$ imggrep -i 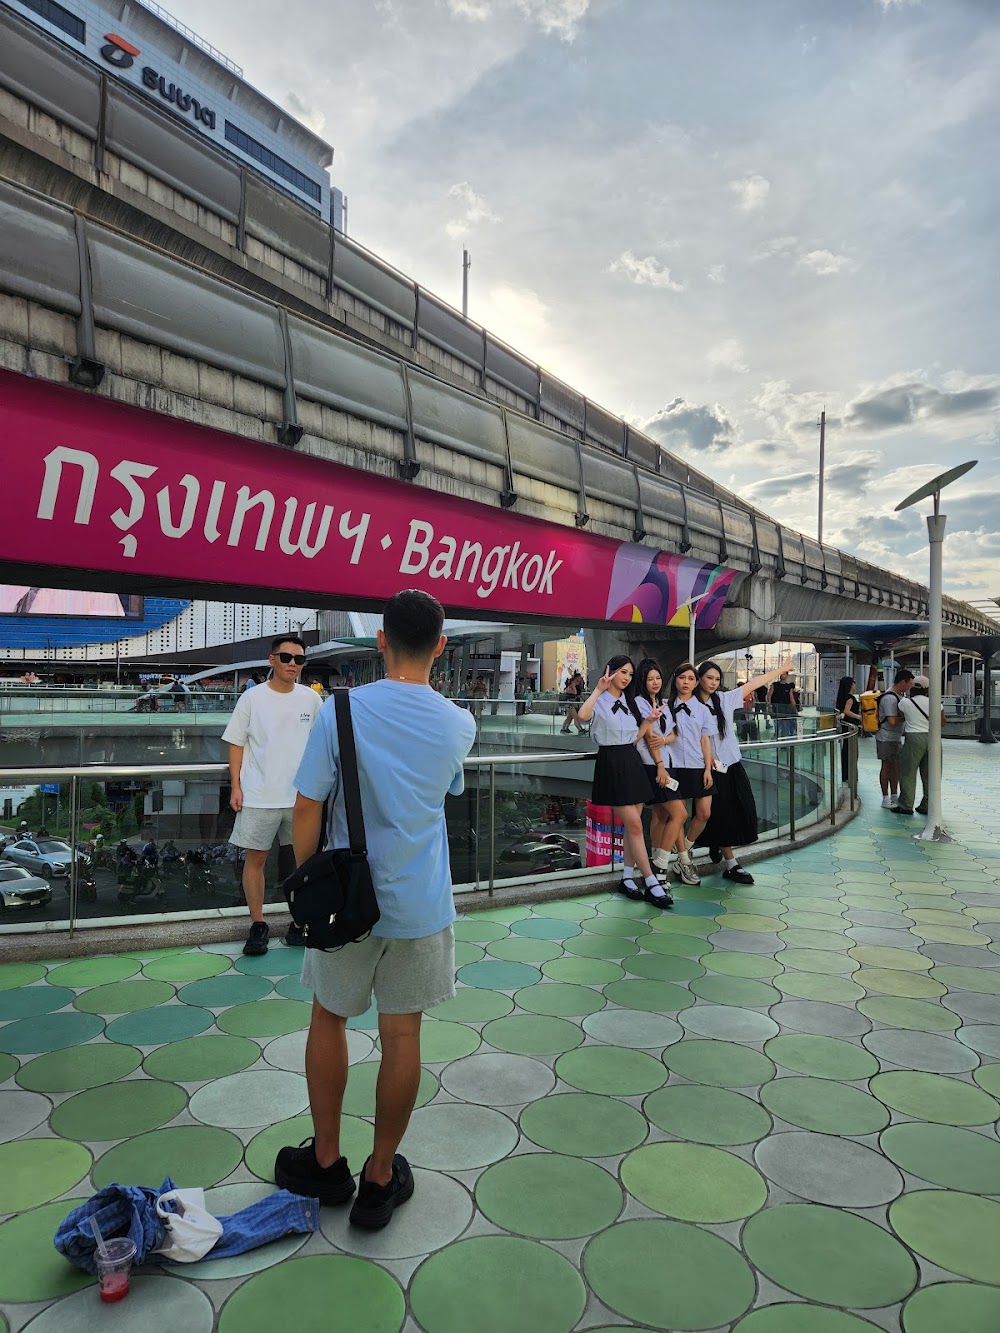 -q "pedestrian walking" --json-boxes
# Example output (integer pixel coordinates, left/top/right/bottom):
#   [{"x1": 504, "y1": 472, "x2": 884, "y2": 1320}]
[{"x1": 767, "y1": 671, "x2": 800, "y2": 740}]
